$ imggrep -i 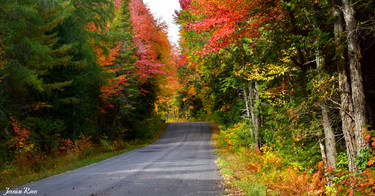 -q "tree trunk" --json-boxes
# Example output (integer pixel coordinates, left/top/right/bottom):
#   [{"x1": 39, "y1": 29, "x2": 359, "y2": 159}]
[
  {"x1": 342, "y1": 0, "x2": 368, "y2": 154},
  {"x1": 321, "y1": 105, "x2": 337, "y2": 169},
  {"x1": 253, "y1": 82, "x2": 260, "y2": 150},
  {"x1": 166, "y1": 106, "x2": 169, "y2": 121},
  {"x1": 176, "y1": 106, "x2": 179, "y2": 120},
  {"x1": 333, "y1": 5, "x2": 358, "y2": 172},
  {"x1": 319, "y1": 138, "x2": 328, "y2": 175},
  {"x1": 243, "y1": 84, "x2": 255, "y2": 142},
  {"x1": 249, "y1": 81, "x2": 259, "y2": 150},
  {"x1": 315, "y1": 46, "x2": 337, "y2": 170},
  {"x1": 172, "y1": 106, "x2": 175, "y2": 121}
]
